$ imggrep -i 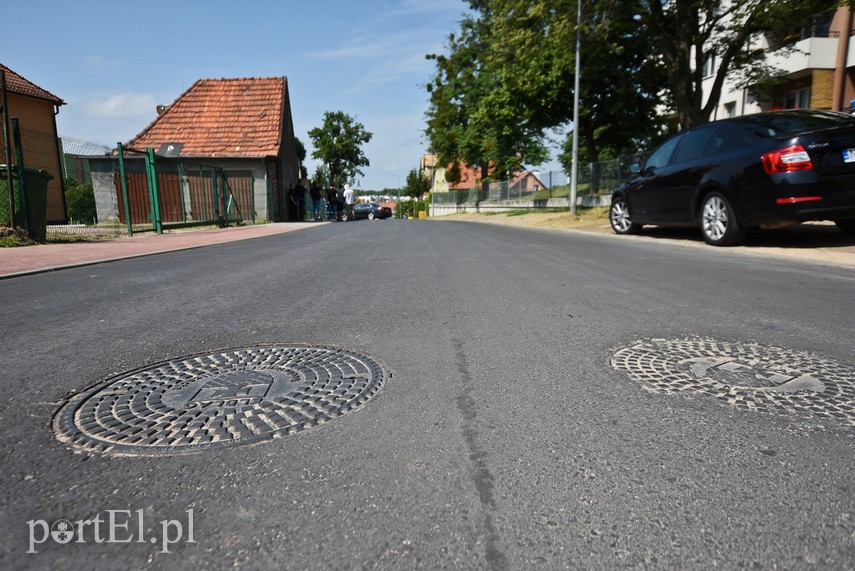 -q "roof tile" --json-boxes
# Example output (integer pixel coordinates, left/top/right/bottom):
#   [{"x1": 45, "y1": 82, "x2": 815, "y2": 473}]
[
  {"x1": 127, "y1": 77, "x2": 286, "y2": 158},
  {"x1": 0, "y1": 63, "x2": 65, "y2": 105}
]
